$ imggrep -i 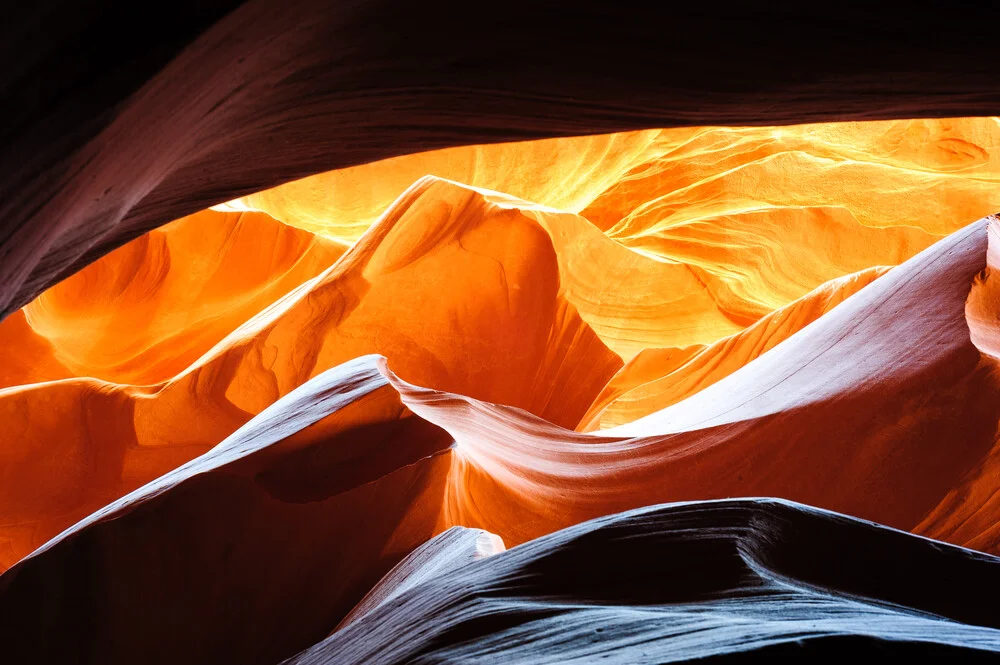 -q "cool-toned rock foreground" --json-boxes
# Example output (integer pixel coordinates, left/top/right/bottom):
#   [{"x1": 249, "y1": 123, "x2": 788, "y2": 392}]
[
  {"x1": 292, "y1": 500, "x2": 1000, "y2": 664},
  {"x1": 3, "y1": 347, "x2": 1000, "y2": 663}
]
